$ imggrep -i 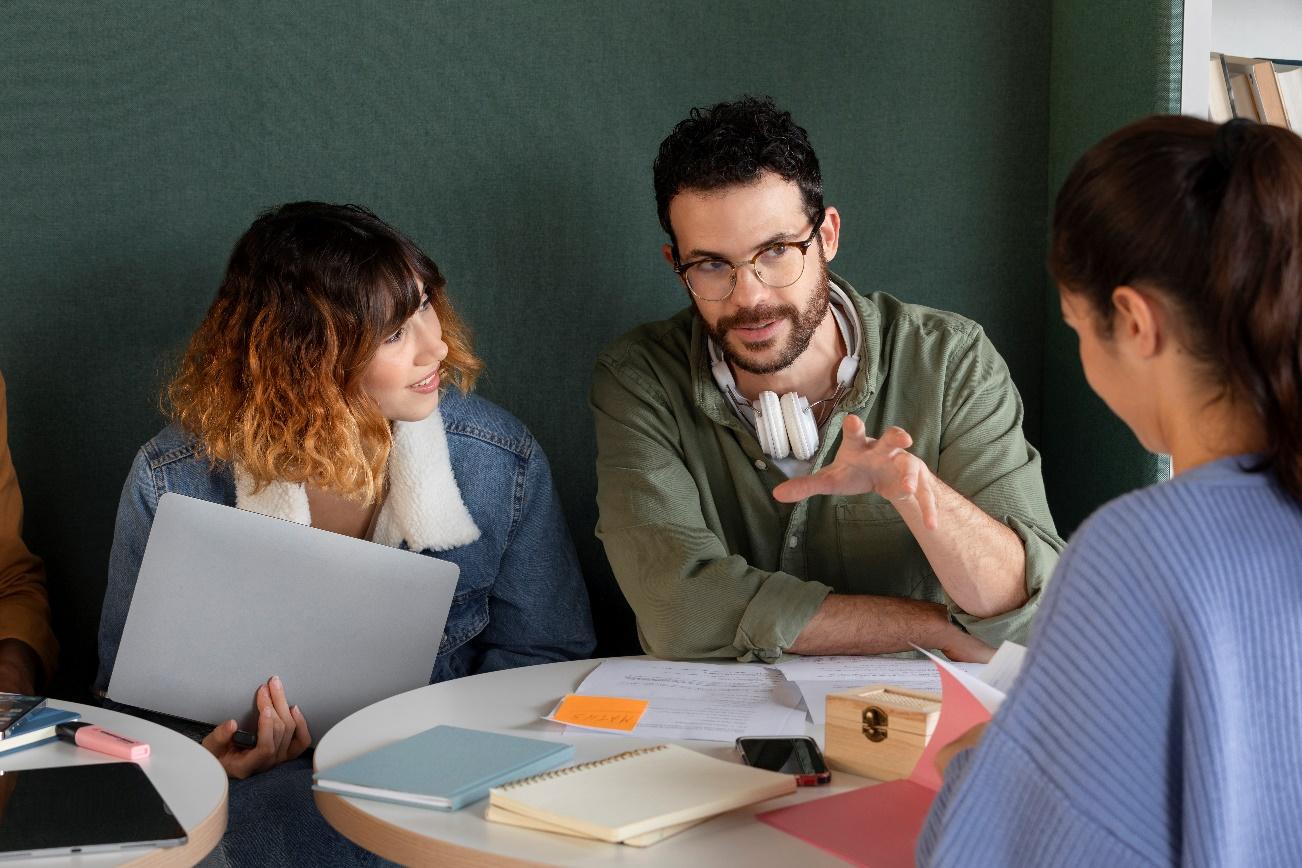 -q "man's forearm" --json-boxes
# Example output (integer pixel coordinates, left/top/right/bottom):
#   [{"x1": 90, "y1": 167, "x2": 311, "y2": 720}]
[
  {"x1": 895, "y1": 477, "x2": 1028, "y2": 618},
  {"x1": 789, "y1": 593, "x2": 990, "y2": 660}
]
